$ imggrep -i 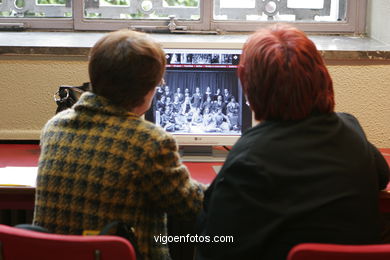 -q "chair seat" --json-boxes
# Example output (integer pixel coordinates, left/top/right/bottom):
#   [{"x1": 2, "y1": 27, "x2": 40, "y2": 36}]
[
  {"x1": 288, "y1": 243, "x2": 390, "y2": 260},
  {"x1": 0, "y1": 224, "x2": 136, "y2": 260}
]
